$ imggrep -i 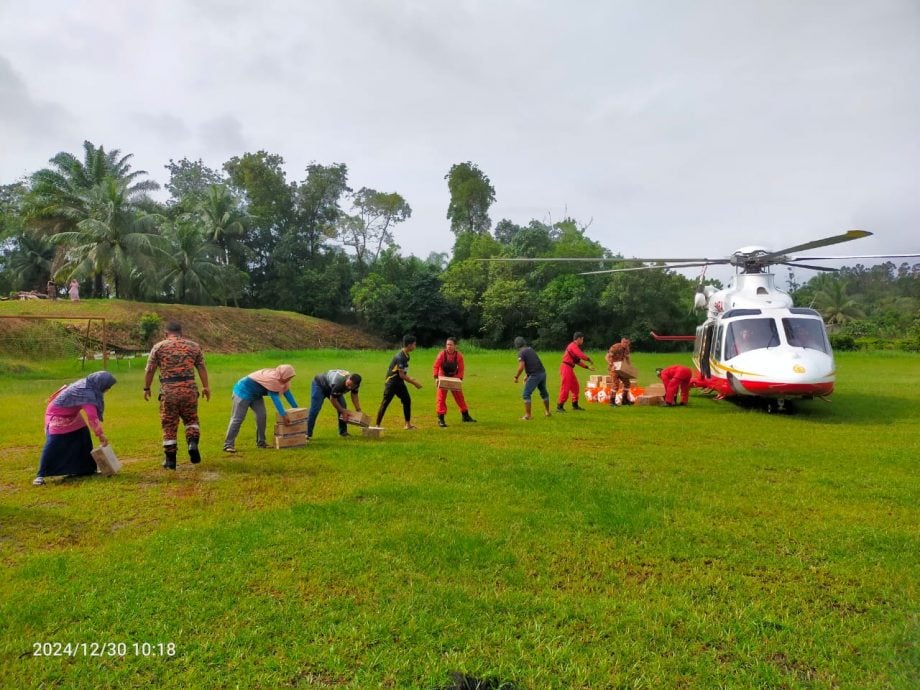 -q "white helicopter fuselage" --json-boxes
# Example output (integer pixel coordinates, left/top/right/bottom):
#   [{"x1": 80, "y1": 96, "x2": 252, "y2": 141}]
[{"x1": 691, "y1": 272, "x2": 836, "y2": 399}]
